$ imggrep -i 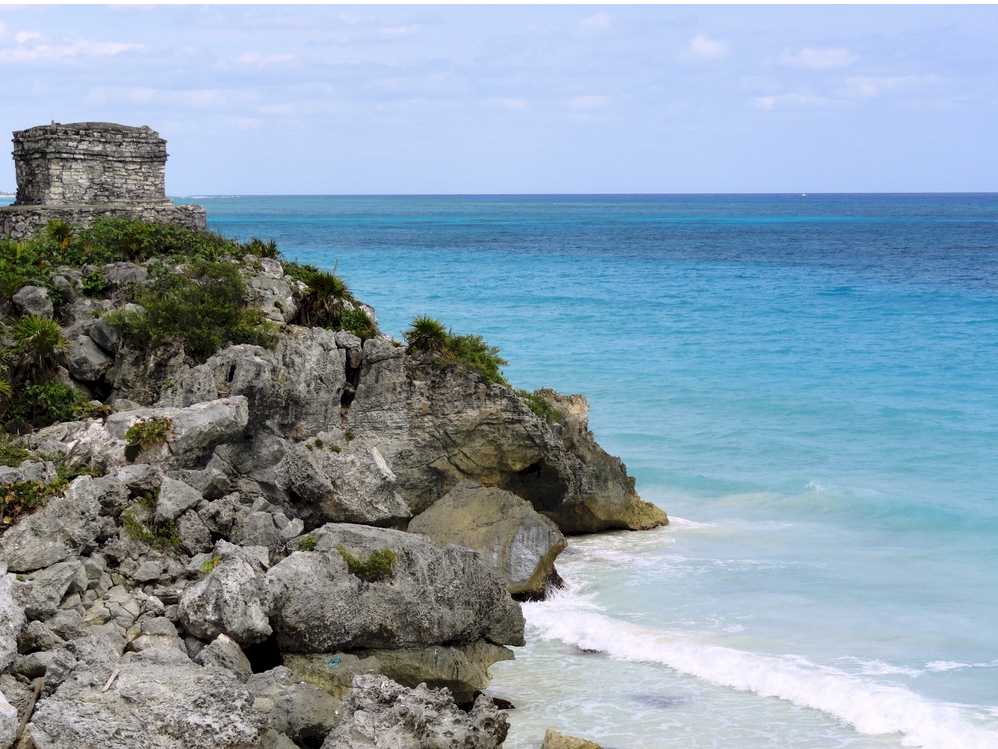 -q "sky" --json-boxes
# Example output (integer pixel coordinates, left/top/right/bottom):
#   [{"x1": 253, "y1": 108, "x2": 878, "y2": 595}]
[{"x1": 0, "y1": 5, "x2": 996, "y2": 194}]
